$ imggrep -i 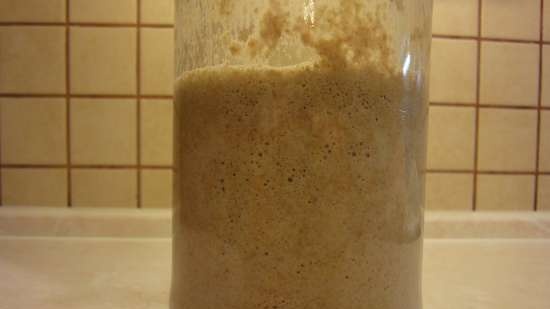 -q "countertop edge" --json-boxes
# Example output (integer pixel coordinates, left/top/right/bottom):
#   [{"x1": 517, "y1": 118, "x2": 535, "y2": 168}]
[{"x1": 1, "y1": 207, "x2": 550, "y2": 238}]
